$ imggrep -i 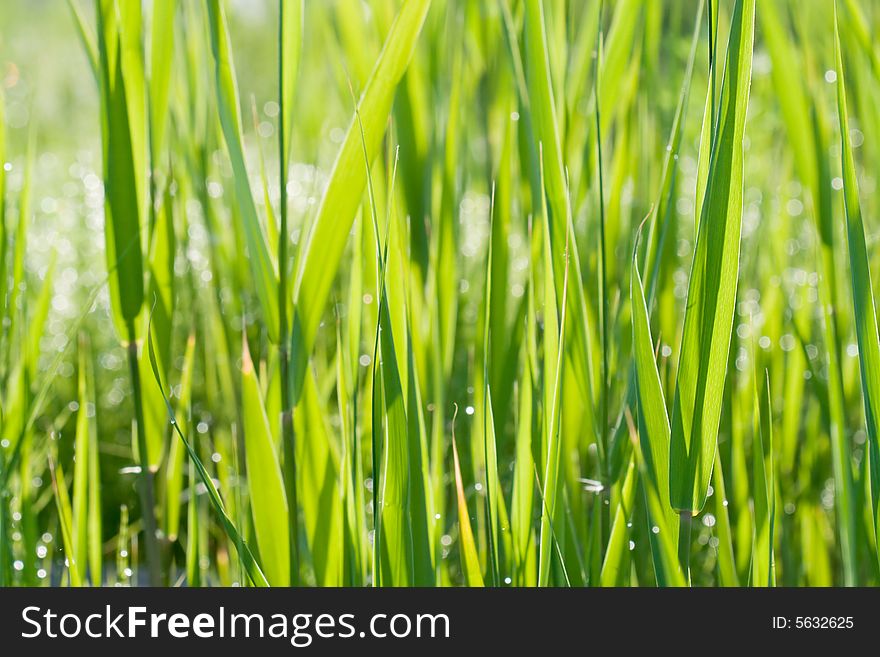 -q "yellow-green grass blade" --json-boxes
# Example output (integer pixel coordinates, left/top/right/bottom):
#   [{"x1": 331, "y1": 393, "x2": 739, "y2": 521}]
[
  {"x1": 4, "y1": 128, "x2": 34, "y2": 371},
  {"x1": 115, "y1": 505, "x2": 130, "y2": 586},
  {"x1": 841, "y1": 0, "x2": 880, "y2": 79},
  {"x1": 488, "y1": 115, "x2": 524, "y2": 438},
  {"x1": 759, "y1": 0, "x2": 816, "y2": 196},
  {"x1": 711, "y1": 450, "x2": 738, "y2": 586},
  {"x1": 631, "y1": 436, "x2": 686, "y2": 588},
  {"x1": 49, "y1": 455, "x2": 83, "y2": 587},
  {"x1": 140, "y1": 190, "x2": 177, "y2": 470},
  {"x1": 164, "y1": 333, "x2": 196, "y2": 542},
  {"x1": 276, "y1": 2, "x2": 302, "y2": 500},
  {"x1": 510, "y1": 351, "x2": 536, "y2": 586},
  {"x1": 146, "y1": 130, "x2": 177, "y2": 365},
  {"x1": 376, "y1": 287, "x2": 414, "y2": 587},
  {"x1": 404, "y1": 313, "x2": 435, "y2": 586},
  {"x1": 630, "y1": 223, "x2": 683, "y2": 585},
  {"x1": 481, "y1": 187, "x2": 504, "y2": 586},
  {"x1": 336, "y1": 317, "x2": 365, "y2": 586},
  {"x1": 751, "y1": 370, "x2": 775, "y2": 587},
  {"x1": 483, "y1": 385, "x2": 503, "y2": 585},
  {"x1": 96, "y1": 1, "x2": 145, "y2": 336},
  {"x1": 86, "y1": 347, "x2": 102, "y2": 585},
  {"x1": 452, "y1": 433, "x2": 484, "y2": 587},
  {"x1": 241, "y1": 336, "x2": 290, "y2": 586},
  {"x1": 669, "y1": 0, "x2": 755, "y2": 514},
  {"x1": 72, "y1": 335, "x2": 92, "y2": 583},
  {"x1": 834, "y1": 4, "x2": 880, "y2": 565},
  {"x1": 206, "y1": 0, "x2": 279, "y2": 343},
  {"x1": 693, "y1": 79, "x2": 713, "y2": 236},
  {"x1": 293, "y1": 370, "x2": 344, "y2": 586},
  {"x1": 66, "y1": 0, "x2": 98, "y2": 83},
  {"x1": 597, "y1": 0, "x2": 642, "y2": 136},
  {"x1": 26, "y1": 254, "x2": 56, "y2": 382},
  {"x1": 149, "y1": 0, "x2": 176, "y2": 162},
  {"x1": 292, "y1": 0, "x2": 431, "y2": 395},
  {"x1": 537, "y1": 151, "x2": 568, "y2": 587},
  {"x1": 115, "y1": 0, "x2": 147, "y2": 218}
]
